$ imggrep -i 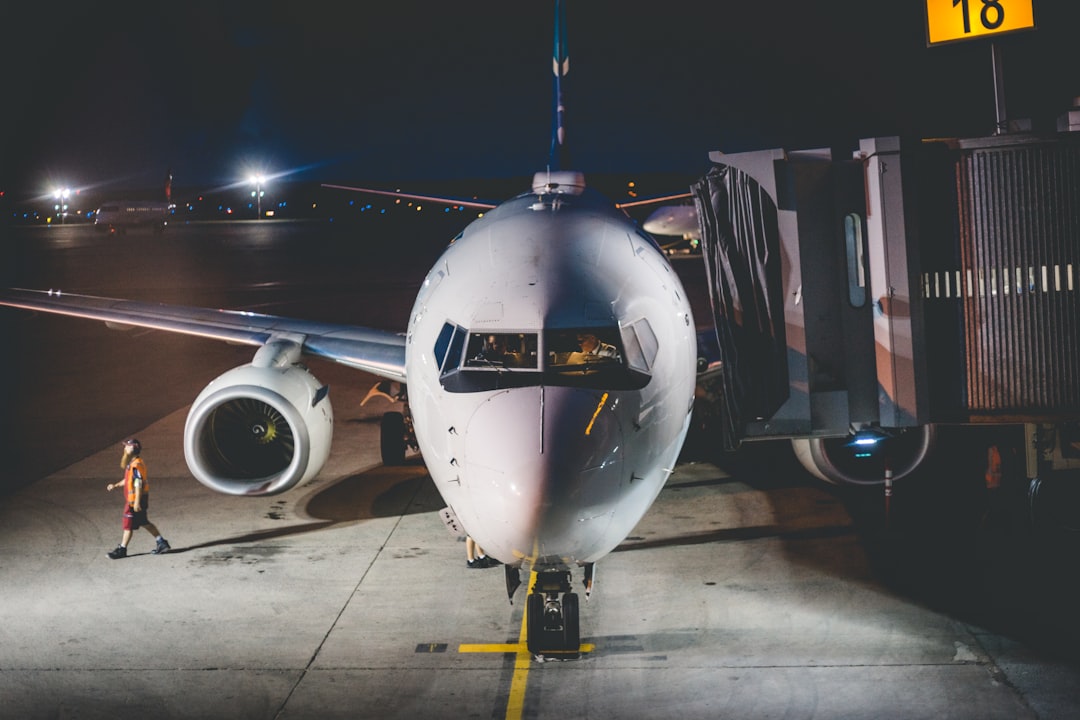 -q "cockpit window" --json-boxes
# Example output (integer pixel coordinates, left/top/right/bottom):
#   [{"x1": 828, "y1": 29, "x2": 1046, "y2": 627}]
[
  {"x1": 545, "y1": 328, "x2": 622, "y2": 368},
  {"x1": 434, "y1": 323, "x2": 455, "y2": 369},
  {"x1": 434, "y1": 322, "x2": 467, "y2": 373},
  {"x1": 542, "y1": 327, "x2": 647, "y2": 389},
  {"x1": 464, "y1": 332, "x2": 539, "y2": 369},
  {"x1": 619, "y1": 318, "x2": 658, "y2": 373},
  {"x1": 438, "y1": 323, "x2": 649, "y2": 393}
]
